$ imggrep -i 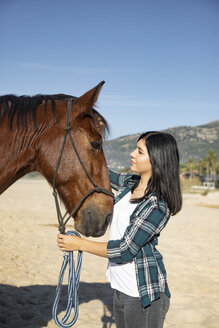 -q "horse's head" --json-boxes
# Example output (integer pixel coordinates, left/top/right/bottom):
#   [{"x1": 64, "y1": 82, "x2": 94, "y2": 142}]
[{"x1": 36, "y1": 82, "x2": 113, "y2": 237}]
